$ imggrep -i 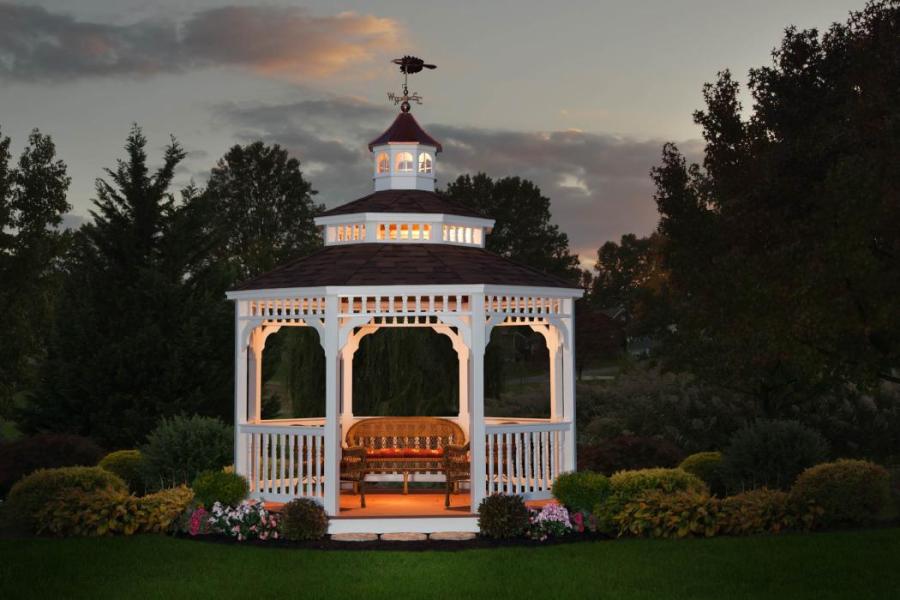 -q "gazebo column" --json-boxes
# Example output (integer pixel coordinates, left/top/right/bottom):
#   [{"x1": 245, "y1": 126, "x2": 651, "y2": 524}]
[
  {"x1": 247, "y1": 329, "x2": 264, "y2": 423},
  {"x1": 469, "y1": 294, "x2": 487, "y2": 508},
  {"x1": 548, "y1": 330, "x2": 563, "y2": 422},
  {"x1": 322, "y1": 296, "x2": 341, "y2": 516},
  {"x1": 561, "y1": 299, "x2": 577, "y2": 472},
  {"x1": 340, "y1": 345, "x2": 355, "y2": 434},
  {"x1": 457, "y1": 347, "x2": 470, "y2": 438},
  {"x1": 234, "y1": 302, "x2": 250, "y2": 477}
]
